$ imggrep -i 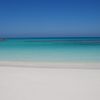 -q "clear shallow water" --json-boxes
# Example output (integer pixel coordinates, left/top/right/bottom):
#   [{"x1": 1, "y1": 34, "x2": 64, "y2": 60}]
[{"x1": 0, "y1": 37, "x2": 100, "y2": 62}]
